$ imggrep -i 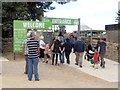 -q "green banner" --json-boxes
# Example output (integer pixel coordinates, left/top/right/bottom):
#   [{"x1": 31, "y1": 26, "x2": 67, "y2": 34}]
[
  {"x1": 42, "y1": 17, "x2": 79, "y2": 25},
  {"x1": 14, "y1": 20, "x2": 52, "y2": 29},
  {"x1": 13, "y1": 20, "x2": 52, "y2": 53}
]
